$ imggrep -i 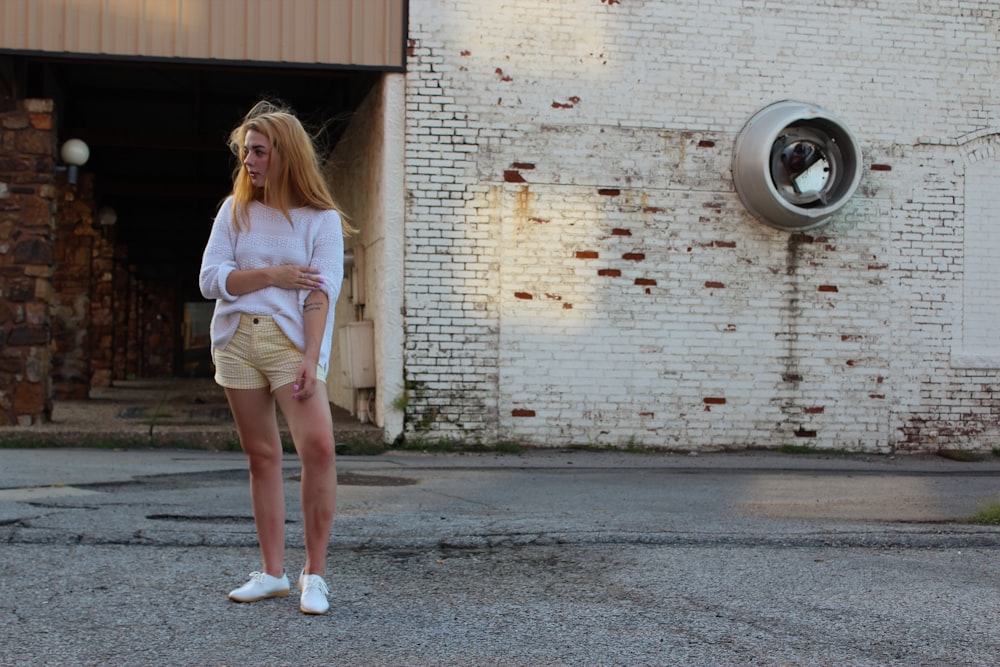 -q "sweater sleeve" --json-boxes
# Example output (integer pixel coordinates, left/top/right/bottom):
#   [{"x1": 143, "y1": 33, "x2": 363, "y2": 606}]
[
  {"x1": 303, "y1": 209, "x2": 345, "y2": 308},
  {"x1": 199, "y1": 199, "x2": 239, "y2": 302}
]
